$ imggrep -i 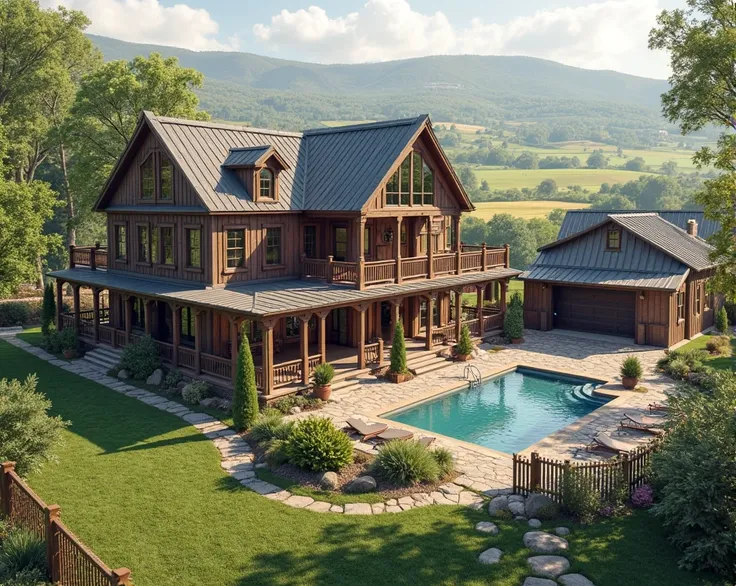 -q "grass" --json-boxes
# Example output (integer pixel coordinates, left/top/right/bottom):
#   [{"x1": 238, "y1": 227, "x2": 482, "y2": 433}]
[
  {"x1": 0, "y1": 339, "x2": 726, "y2": 586},
  {"x1": 463, "y1": 279, "x2": 524, "y2": 307},
  {"x1": 677, "y1": 333, "x2": 736, "y2": 371},
  {"x1": 472, "y1": 167, "x2": 655, "y2": 192},
  {"x1": 256, "y1": 469, "x2": 386, "y2": 506},
  {"x1": 470, "y1": 200, "x2": 589, "y2": 221}
]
